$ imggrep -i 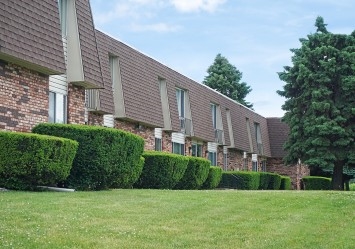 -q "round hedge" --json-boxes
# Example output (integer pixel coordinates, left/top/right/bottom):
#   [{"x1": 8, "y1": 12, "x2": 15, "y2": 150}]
[
  {"x1": 201, "y1": 166, "x2": 222, "y2": 189},
  {"x1": 175, "y1": 156, "x2": 210, "y2": 190},
  {"x1": 135, "y1": 151, "x2": 189, "y2": 189},
  {"x1": 32, "y1": 123, "x2": 144, "y2": 190},
  {"x1": 0, "y1": 131, "x2": 78, "y2": 190},
  {"x1": 280, "y1": 176, "x2": 292, "y2": 190}
]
